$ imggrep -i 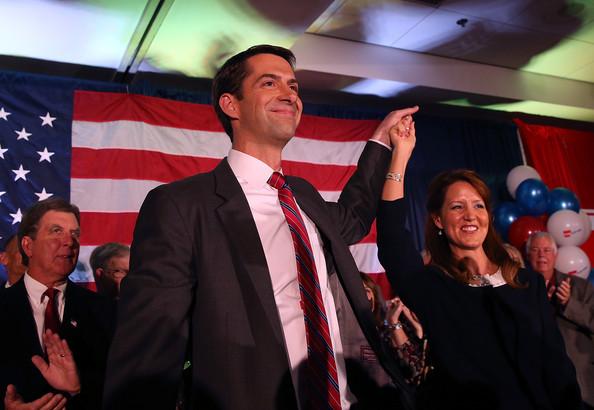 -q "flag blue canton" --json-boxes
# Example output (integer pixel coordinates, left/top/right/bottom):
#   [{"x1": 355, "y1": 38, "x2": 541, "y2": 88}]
[{"x1": 0, "y1": 76, "x2": 73, "y2": 249}]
